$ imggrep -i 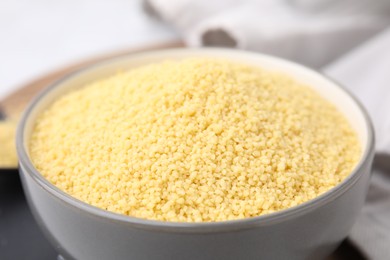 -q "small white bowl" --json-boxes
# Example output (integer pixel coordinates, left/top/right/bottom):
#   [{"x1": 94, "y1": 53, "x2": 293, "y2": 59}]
[{"x1": 17, "y1": 48, "x2": 374, "y2": 260}]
